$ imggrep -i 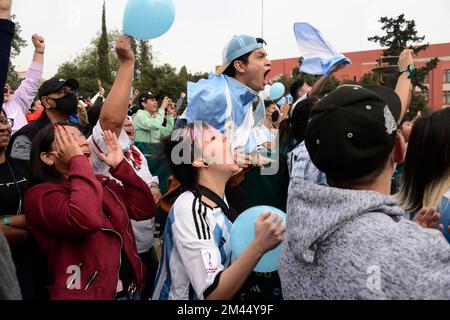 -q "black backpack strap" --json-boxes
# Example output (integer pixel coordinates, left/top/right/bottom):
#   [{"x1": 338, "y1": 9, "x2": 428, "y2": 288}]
[{"x1": 196, "y1": 186, "x2": 239, "y2": 222}]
